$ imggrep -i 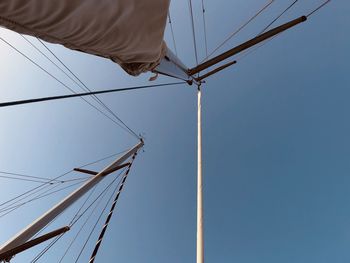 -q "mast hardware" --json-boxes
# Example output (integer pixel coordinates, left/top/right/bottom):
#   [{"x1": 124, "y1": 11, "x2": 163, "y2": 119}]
[
  {"x1": 0, "y1": 141, "x2": 143, "y2": 257},
  {"x1": 0, "y1": 226, "x2": 70, "y2": 262},
  {"x1": 188, "y1": 15, "x2": 307, "y2": 76},
  {"x1": 195, "y1": 61, "x2": 237, "y2": 82}
]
